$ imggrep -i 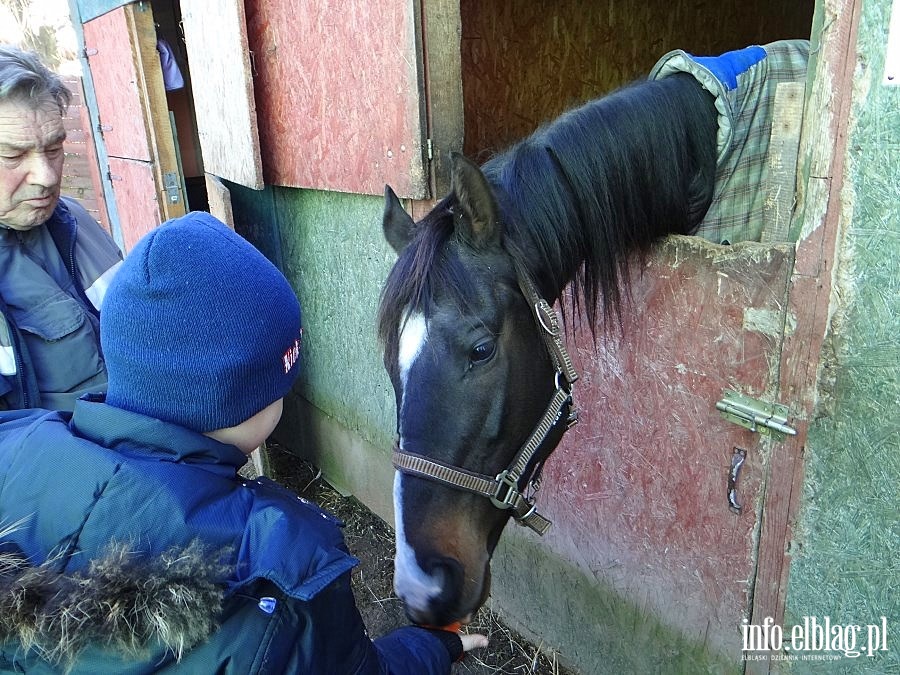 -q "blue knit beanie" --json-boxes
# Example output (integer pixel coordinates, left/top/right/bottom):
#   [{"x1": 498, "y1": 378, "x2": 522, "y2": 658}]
[{"x1": 101, "y1": 212, "x2": 302, "y2": 433}]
